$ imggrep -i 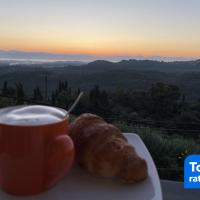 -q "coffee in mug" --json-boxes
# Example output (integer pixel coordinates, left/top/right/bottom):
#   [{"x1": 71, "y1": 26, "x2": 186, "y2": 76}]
[{"x1": 0, "y1": 105, "x2": 74, "y2": 195}]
